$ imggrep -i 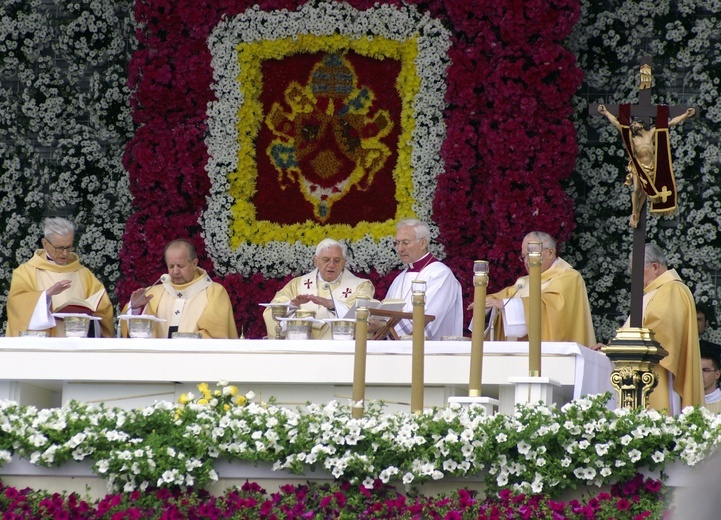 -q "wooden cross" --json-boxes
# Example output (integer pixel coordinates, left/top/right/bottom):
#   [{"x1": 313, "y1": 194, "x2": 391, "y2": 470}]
[{"x1": 588, "y1": 56, "x2": 697, "y2": 328}]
